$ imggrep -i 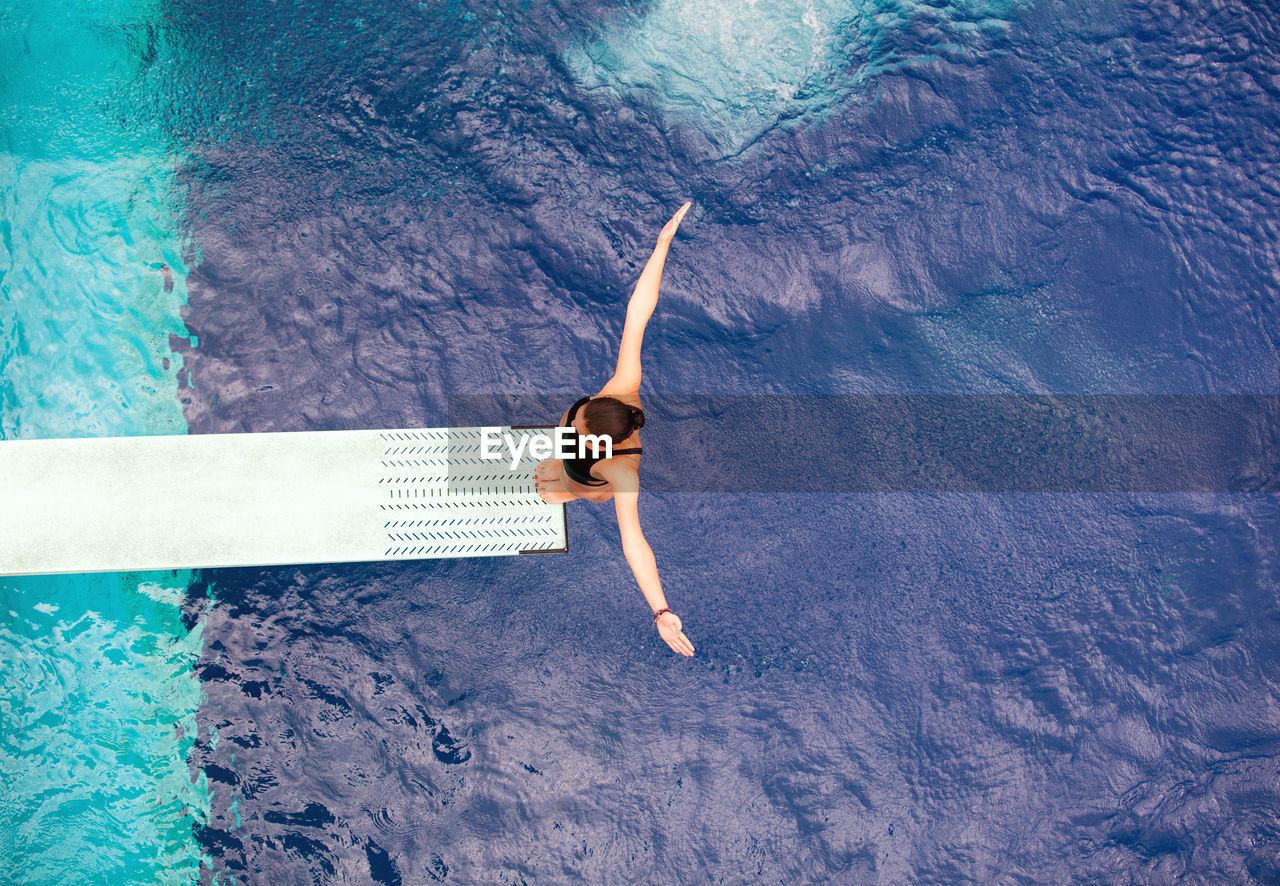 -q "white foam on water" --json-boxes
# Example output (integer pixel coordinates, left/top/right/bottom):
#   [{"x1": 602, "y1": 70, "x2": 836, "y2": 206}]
[
  {"x1": 564, "y1": 0, "x2": 1019, "y2": 156},
  {"x1": 565, "y1": 0, "x2": 872, "y2": 155}
]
